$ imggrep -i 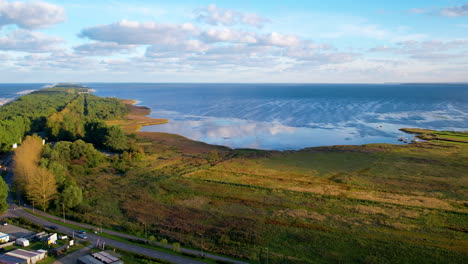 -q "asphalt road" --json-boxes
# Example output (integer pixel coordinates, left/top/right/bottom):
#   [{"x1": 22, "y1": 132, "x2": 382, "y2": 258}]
[
  {"x1": 2, "y1": 153, "x2": 249, "y2": 264},
  {"x1": 28, "y1": 208, "x2": 249, "y2": 264},
  {"x1": 9, "y1": 206, "x2": 207, "y2": 264}
]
